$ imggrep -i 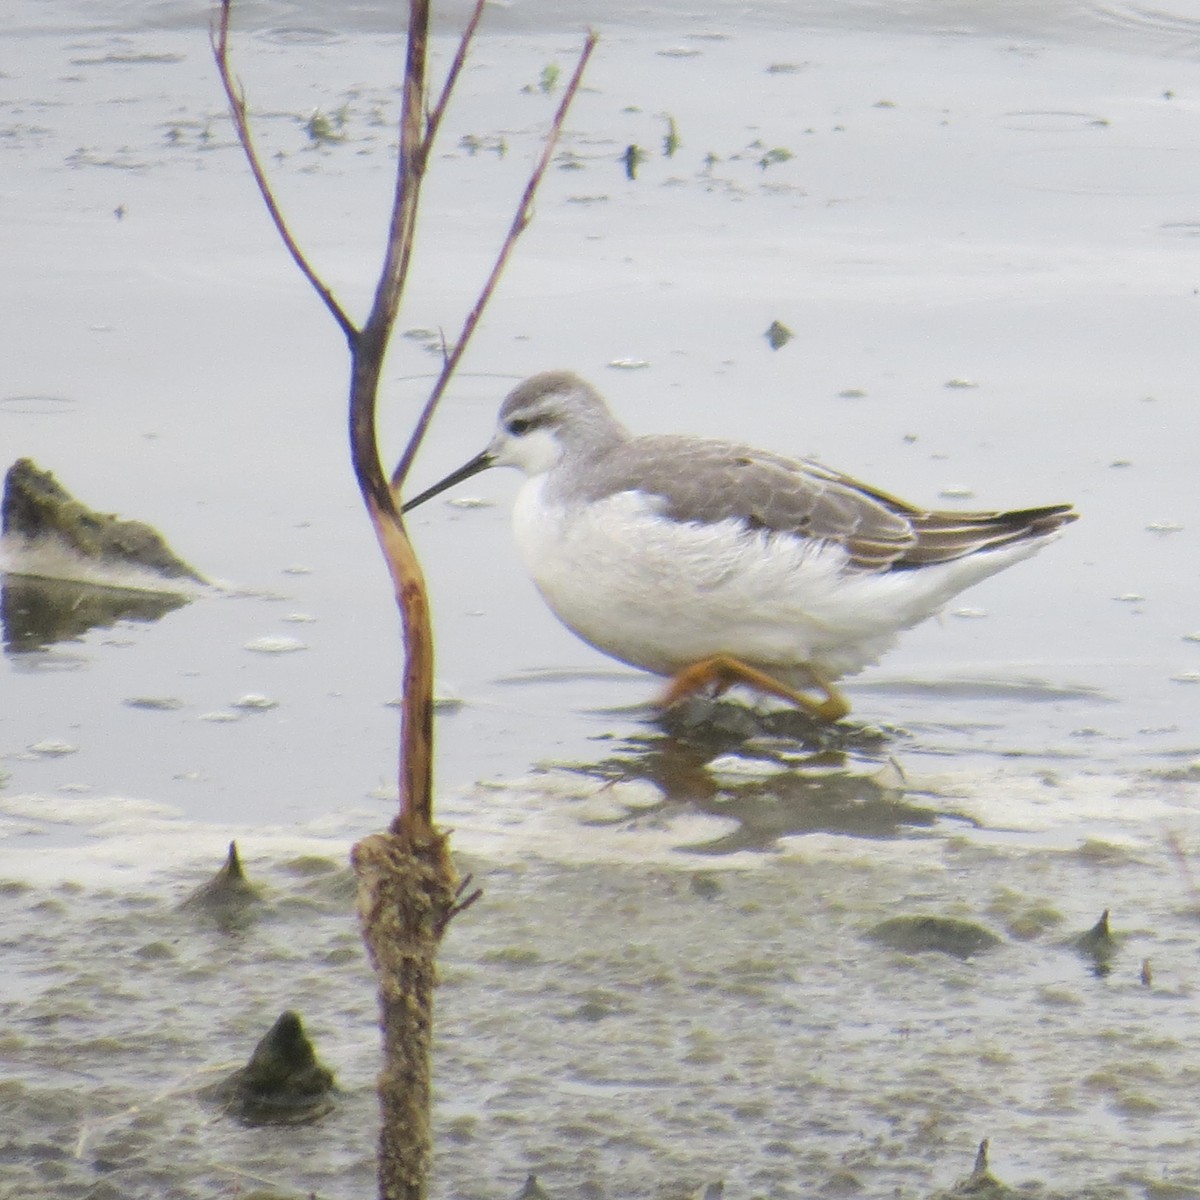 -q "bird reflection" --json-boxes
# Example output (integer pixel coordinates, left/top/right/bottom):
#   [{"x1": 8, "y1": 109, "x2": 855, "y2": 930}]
[{"x1": 570, "y1": 697, "x2": 962, "y2": 854}]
